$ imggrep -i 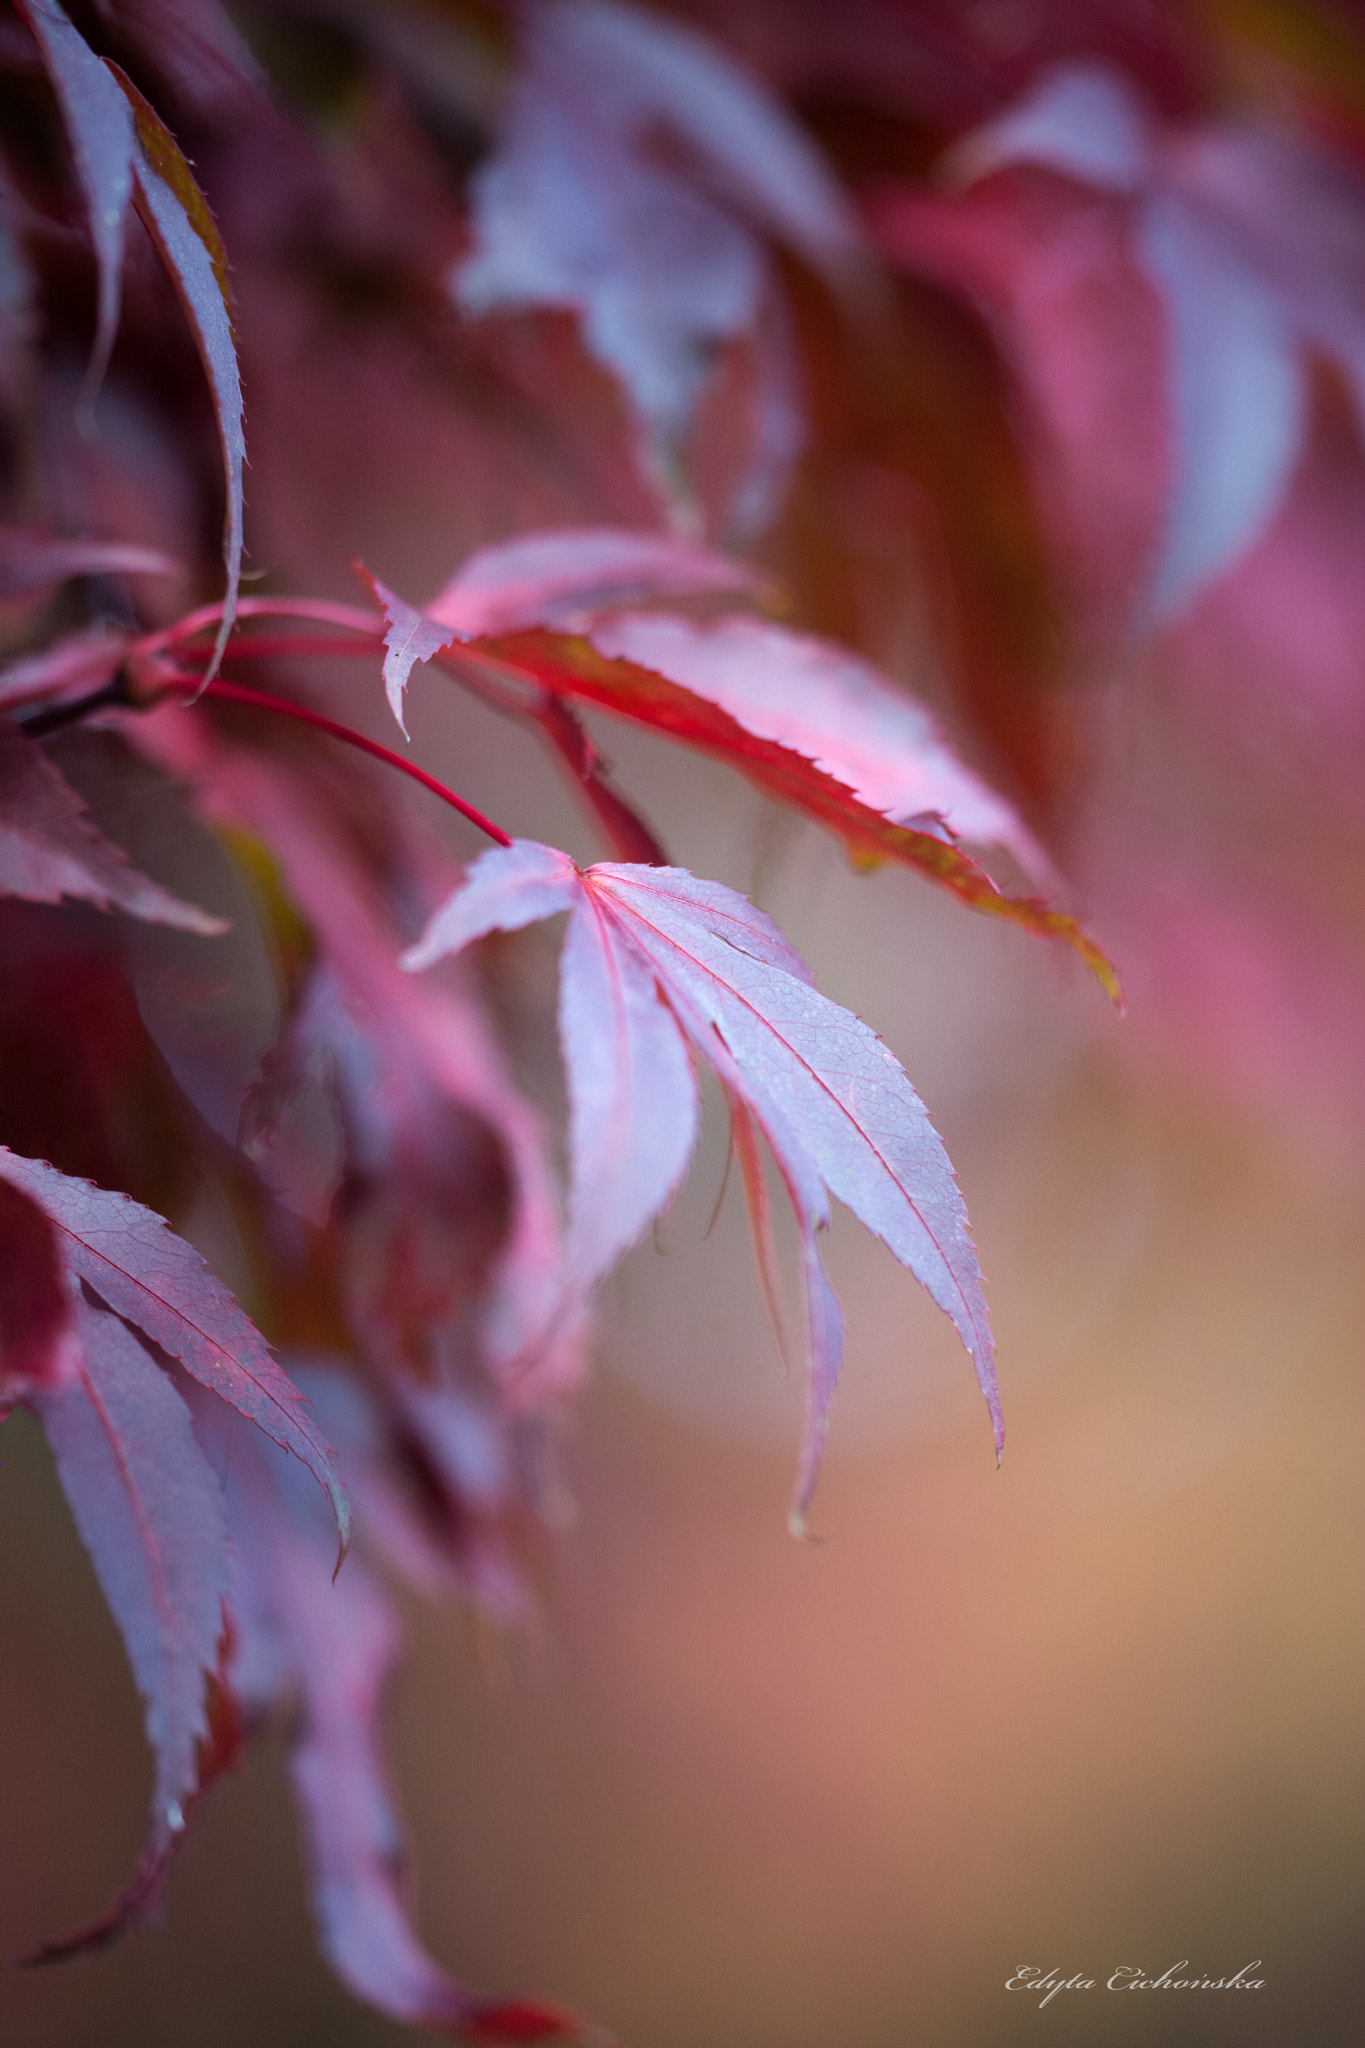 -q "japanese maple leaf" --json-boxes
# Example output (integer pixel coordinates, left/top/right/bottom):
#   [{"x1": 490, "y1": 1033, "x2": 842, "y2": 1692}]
[
  {"x1": 404, "y1": 841, "x2": 999, "y2": 1530},
  {"x1": 361, "y1": 536, "x2": 1117, "y2": 995},
  {"x1": 0, "y1": 1148, "x2": 346, "y2": 1538},
  {"x1": 16, "y1": 0, "x2": 243, "y2": 673},
  {"x1": 0, "y1": 1145, "x2": 347, "y2": 1952},
  {"x1": 23, "y1": 1294, "x2": 232, "y2": 1956}
]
